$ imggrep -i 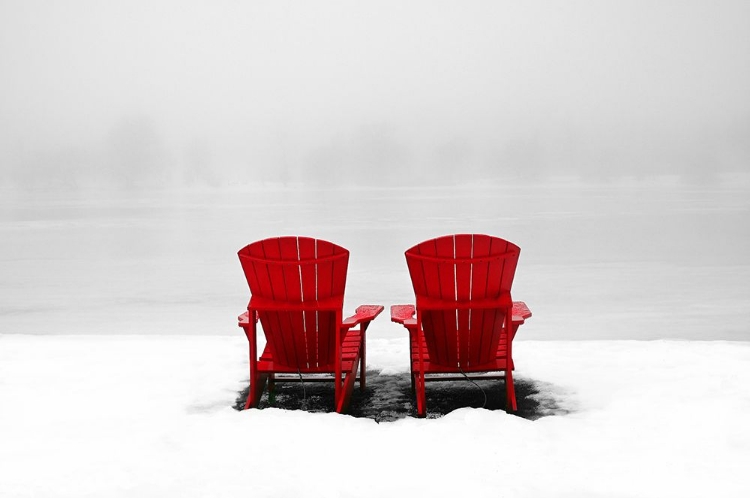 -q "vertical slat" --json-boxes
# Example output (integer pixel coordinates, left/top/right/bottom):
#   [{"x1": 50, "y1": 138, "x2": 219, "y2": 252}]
[
  {"x1": 253, "y1": 240, "x2": 291, "y2": 366},
  {"x1": 317, "y1": 310, "x2": 334, "y2": 366},
  {"x1": 501, "y1": 243, "x2": 520, "y2": 292},
  {"x1": 278, "y1": 237, "x2": 302, "y2": 302},
  {"x1": 249, "y1": 260, "x2": 268, "y2": 298},
  {"x1": 482, "y1": 308, "x2": 504, "y2": 365},
  {"x1": 331, "y1": 252, "x2": 349, "y2": 298},
  {"x1": 238, "y1": 242, "x2": 272, "y2": 299},
  {"x1": 416, "y1": 239, "x2": 441, "y2": 298},
  {"x1": 436, "y1": 236, "x2": 458, "y2": 368},
  {"x1": 485, "y1": 237, "x2": 509, "y2": 298},
  {"x1": 316, "y1": 240, "x2": 335, "y2": 300},
  {"x1": 434, "y1": 236, "x2": 456, "y2": 300},
  {"x1": 412, "y1": 241, "x2": 441, "y2": 366},
  {"x1": 406, "y1": 255, "x2": 427, "y2": 297},
  {"x1": 298, "y1": 237, "x2": 317, "y2": 301},
  {"x1": 454, "y1": 235, "x2": 473, "y2": 367},
  {"x1": 264, "y1": 238, "x2": 300, "y2": 368},
  {"x1": 261, "y1": 238, "x2": 296, "y2": 370},
  {"x1": 285, "y1": 310, "x2": 304, "y2": 368},
  {"x1": 278, "y1": 237, "x2": 308, "y2": 367},
  {"x1": 437, "y1": 258, "x2": 458, "y2": 367},
  {"x1": 295, "y1": 238, "x2": 318, "y2": 367},
  {"x1": 314, "y1": 240, "x2": 335, "y2": 368},
  {"x1": 467, "y1": 235, "x2": 489, "y2": 365},
  {"x1": 259, "y1": 311, "x2": 289, "y2": 365},
  {"x1": 246, "y1": 241, "x2": 265, "y2": 258},
  {"x1": 238, "y1": 251, "x2": 260, "y2": 297},
  {"x1": 470, "y1": 235, "x2": 492, "y2": 300},
  {"x1": 454, "y1": 235, "x2": 473, "y2": 301},
  {"x1": 261, "y1": 238, "x2": 285, "y2": 301}
]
